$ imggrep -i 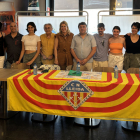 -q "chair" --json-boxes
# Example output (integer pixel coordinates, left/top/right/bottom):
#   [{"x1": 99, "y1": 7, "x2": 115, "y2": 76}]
[
  {"x1": 31, "y1": 64, "x2": 60, "y2": 123},
  {"x1": 93, "y1": 67, "x2": 114, "y2": 72},
  {"x1": 127, "y1": 68, "x2": 139, "y2": 74},
  {"x1": 11, "y1": 63, "x2": 30, "y2": 69},
  {"x1": 121, "y1": 68, "x2": 139, "y2": 130}
]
